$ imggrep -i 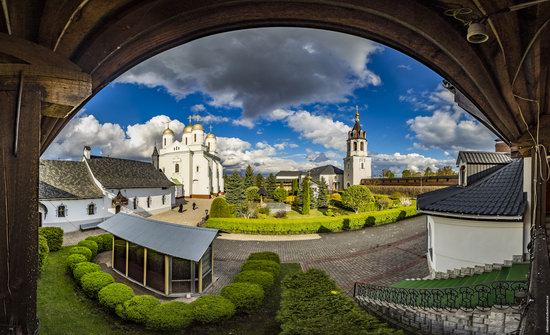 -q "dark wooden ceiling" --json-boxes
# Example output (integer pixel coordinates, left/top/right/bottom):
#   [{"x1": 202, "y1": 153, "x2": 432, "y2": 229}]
[{"x1": 1, "y1": 0, "x2": 549, "y2": 153}]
